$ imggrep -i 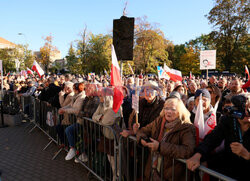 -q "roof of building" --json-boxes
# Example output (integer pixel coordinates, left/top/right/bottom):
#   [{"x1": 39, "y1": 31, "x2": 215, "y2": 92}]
[{"x1": 0, "y1": 37, "x2": 16, "y2": 47}]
